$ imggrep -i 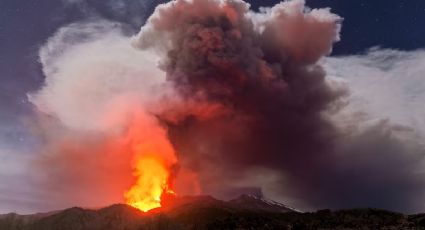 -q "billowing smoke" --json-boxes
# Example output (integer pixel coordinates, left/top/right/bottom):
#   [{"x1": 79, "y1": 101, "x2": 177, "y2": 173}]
[
  {"x1": 29, "y1": 0, "x2": 425, "y2": 213},
  {"x1": 134, "y1": 0, "x2": 343, "y2": 207}
]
